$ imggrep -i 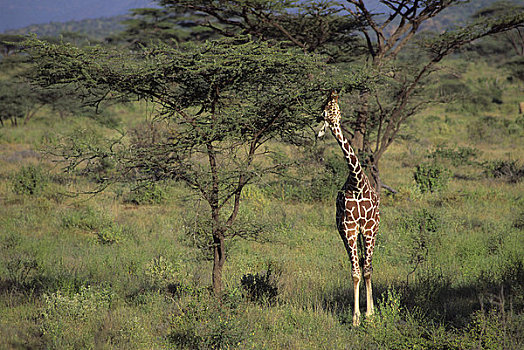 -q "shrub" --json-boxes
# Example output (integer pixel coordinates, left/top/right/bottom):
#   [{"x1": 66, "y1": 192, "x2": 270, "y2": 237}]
[
  {"x1": 144, "y1": 256, "x2": 180, "y2": 291},
  {"x1": 459, "y1": 309, "x2": 522, "y2": 350},
  {"x1": 240, "y1": 264, "x2": 280, "y2": 305},
  {"x1": 124, "y1": 182, "x2": 167, "y2": 205},
  {"x1": 428, "y1": 144, "x2": 480, "y2": 166},
  {"x1": 168, "y1": 291, "x2": 246, "y2": 349},
  {"x1": 60, "y1": 206, "x2": 112, "y2": 231},
  {"x1": 12, "y1": 164, "x2": 48, "y2": 195},
  {"x1": 97, "y1": 223, "x2": 124, "y2": 244},
  {"x1": 513, "y1": 210, "x2": 524, "y2": 230},
  {"x1": 467, "y1": 115, "x2": 516, "y2": 143},
  {"x1": 399, "y1": 209, "x2": 442, "y2": 284},
  {"x1": 482, "y1": 159, "x2": 524, "y2": 183},
  {"x1": 41, "y1": 285, "x2": 114, "y2": 348},
  {"x1": 363, "y1": 289, "x2": 442, "y2": 349},
  {"x1": 413, "y1": 162, "x2": 451, "y2": 193},
  {"x1": 5, "y1": 251, "x2": 39, "y2": 288}
]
